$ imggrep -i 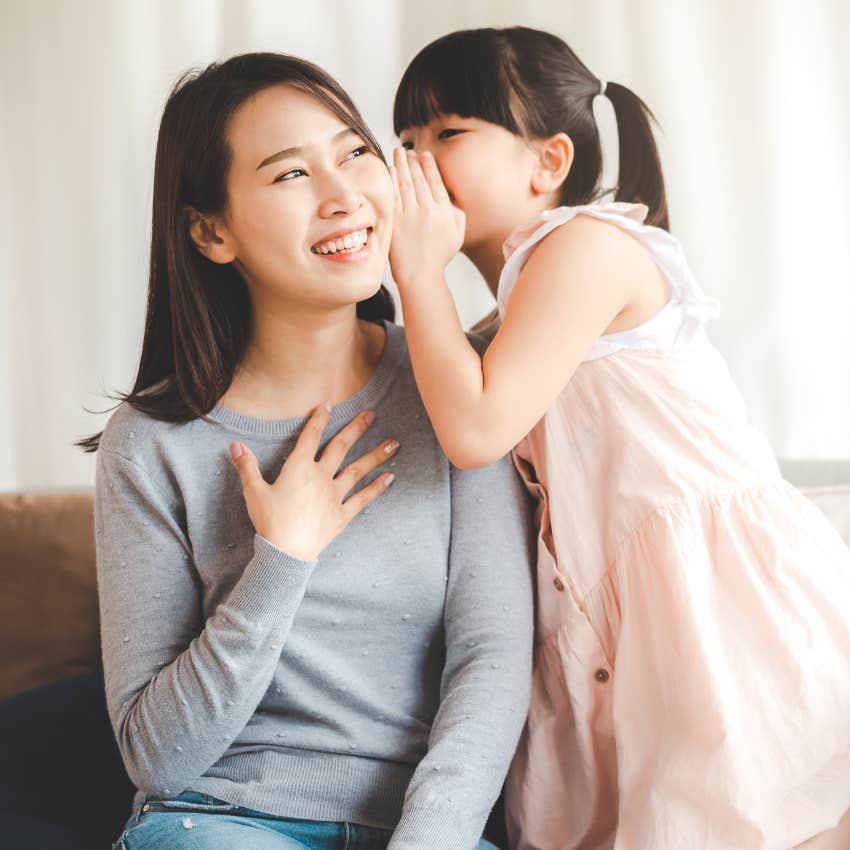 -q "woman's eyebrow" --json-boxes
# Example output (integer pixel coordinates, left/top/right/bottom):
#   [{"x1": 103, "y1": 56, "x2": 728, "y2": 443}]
[{"x1": 256, "y1": 128, "x2": 357, "y2": 171}]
